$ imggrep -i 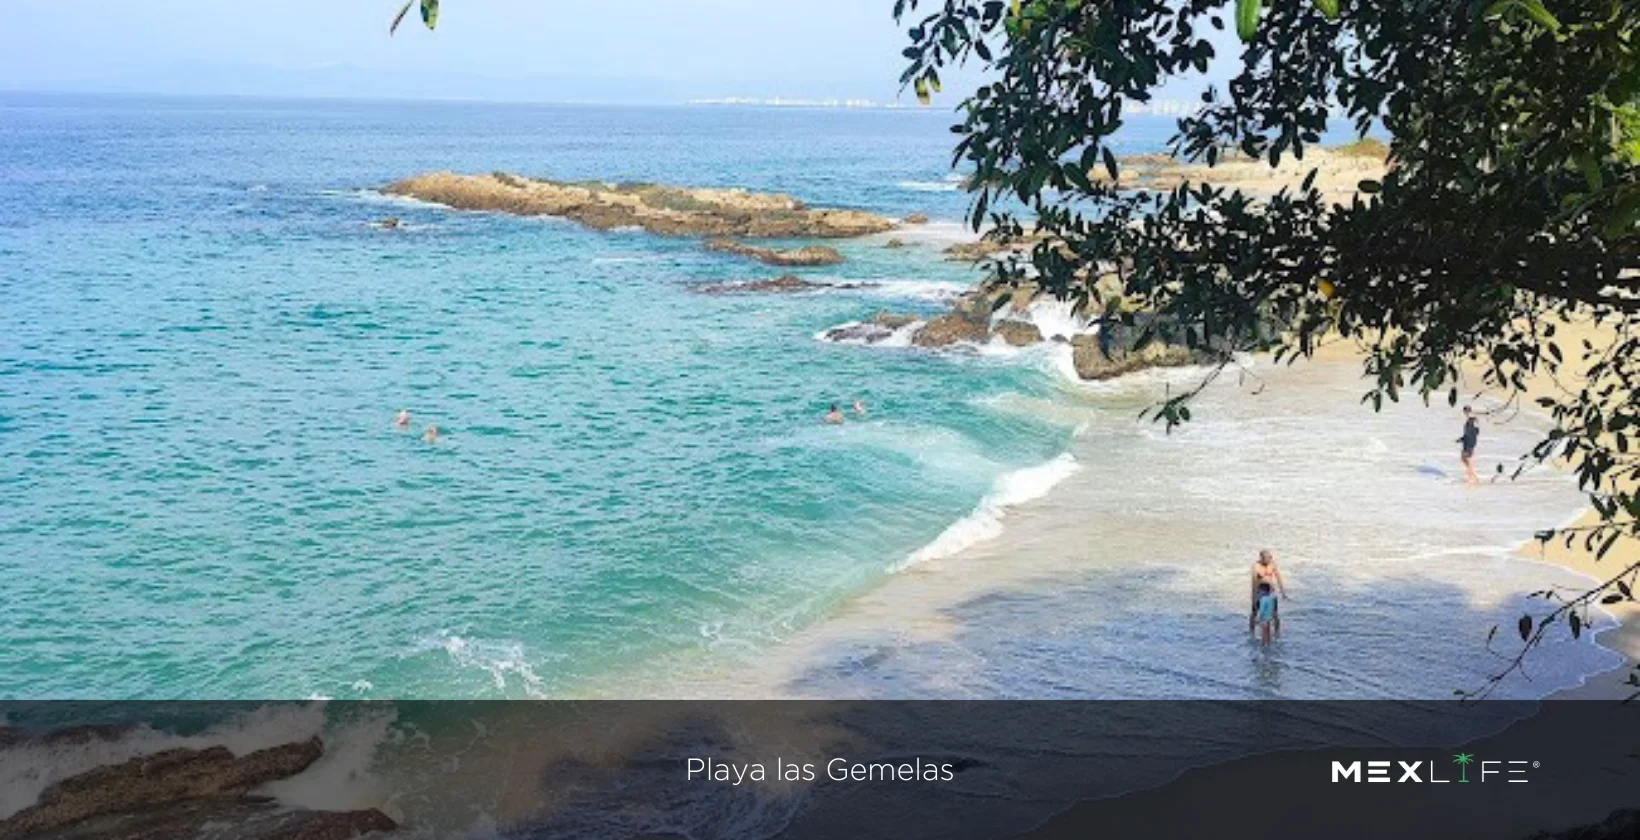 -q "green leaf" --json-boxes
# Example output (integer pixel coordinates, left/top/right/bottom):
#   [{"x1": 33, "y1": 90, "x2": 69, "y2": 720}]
[
  {"x1": 1312, "y1": 0, "x2": 1340, "y2": 19},
  {"x1": 389, "y1": 0, "x2": 414, "y2": 35},
  {"x1": 1515, "y1": 0, "x2": 1561, "y2": 30},
  {"x1": 420, "y1": 0, "x2": 439, "y2": 30},
  {"x1": 1236, "y1": 0, "x2": 1262, "y2": 41},
  {"x1": 1486, "y1": 0, "x2": 1561, "y2": 31}
]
